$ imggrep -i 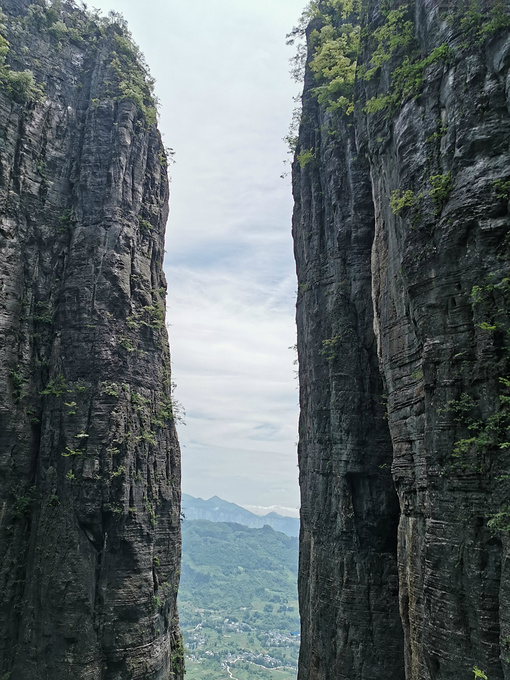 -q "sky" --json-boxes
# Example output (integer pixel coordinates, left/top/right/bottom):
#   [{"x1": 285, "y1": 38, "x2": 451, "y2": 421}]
[{"x1": 91, "y1": 0, "x2": 306, "y2": 517}]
